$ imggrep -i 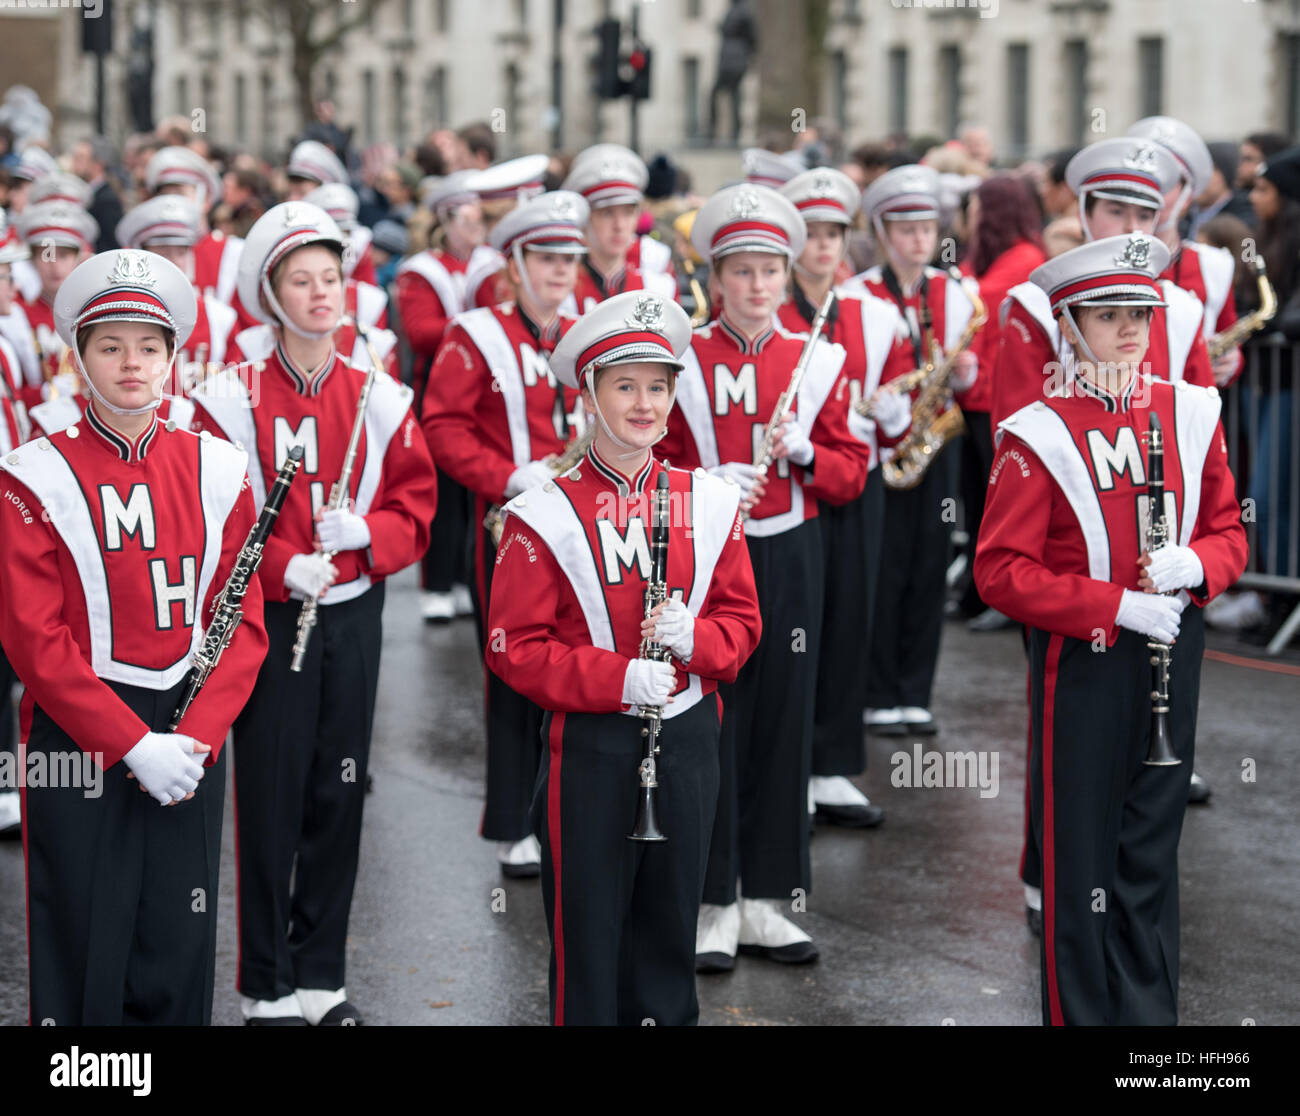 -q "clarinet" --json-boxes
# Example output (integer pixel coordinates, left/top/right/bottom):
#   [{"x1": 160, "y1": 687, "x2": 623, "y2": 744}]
[
  {"x1": 1143, "y1": 413, "x2": 1180, "y2": 767},
  {"x1": 289, "y1": 325, "x2": 383, "y2": 672},
  {"x1": 169, "y1": 445, "x2": 305, "y2": 729},
  {"x1": 628, "y1": 471, "x2": 671, "y2": 842}
]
